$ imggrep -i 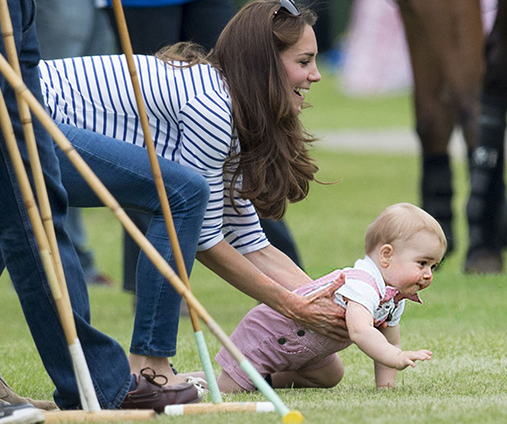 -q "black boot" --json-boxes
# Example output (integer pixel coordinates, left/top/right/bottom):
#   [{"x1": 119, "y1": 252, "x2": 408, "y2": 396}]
[
  {"x1": 421, "y1": 153, "x2": 455, "y2": 254},
  {"x1": 465, "y1": 94, "x2": 506, "y2": 274}
]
